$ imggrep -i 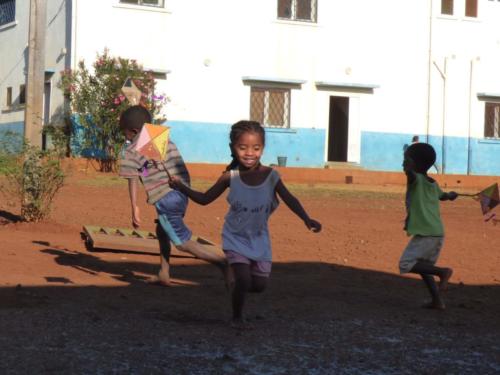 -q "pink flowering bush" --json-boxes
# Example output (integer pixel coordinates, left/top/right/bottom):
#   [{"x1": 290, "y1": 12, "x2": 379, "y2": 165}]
[{"x1": 59, "y1": 49, "x2": 166, "y2": 172}]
